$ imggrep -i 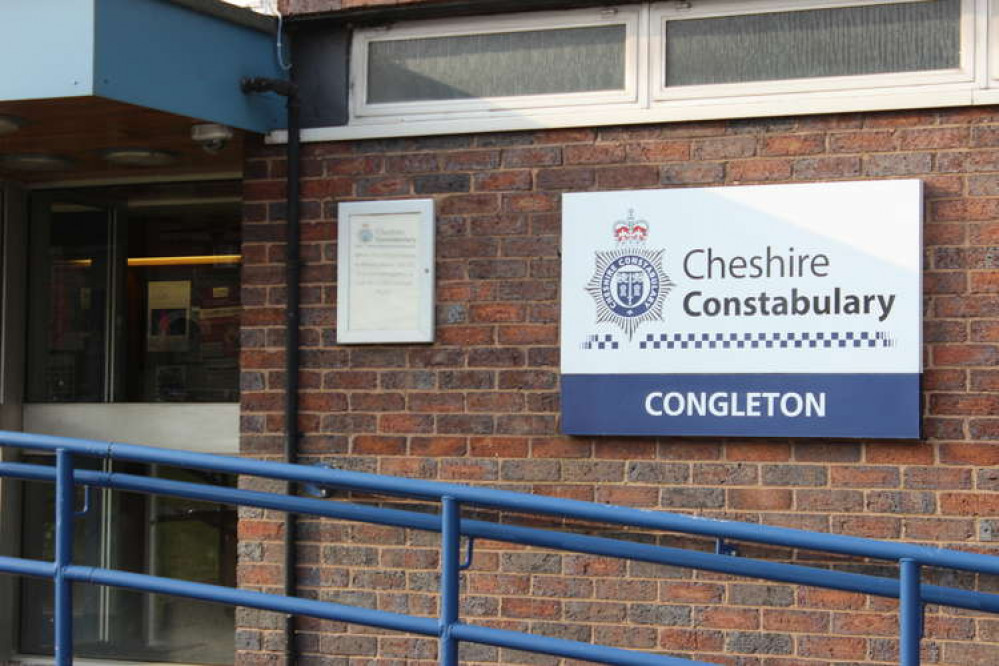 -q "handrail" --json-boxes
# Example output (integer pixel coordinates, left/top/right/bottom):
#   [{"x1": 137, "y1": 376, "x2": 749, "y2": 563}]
[{"x1": 0, "y1": 430, "x2": 997, "y2": 666}]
